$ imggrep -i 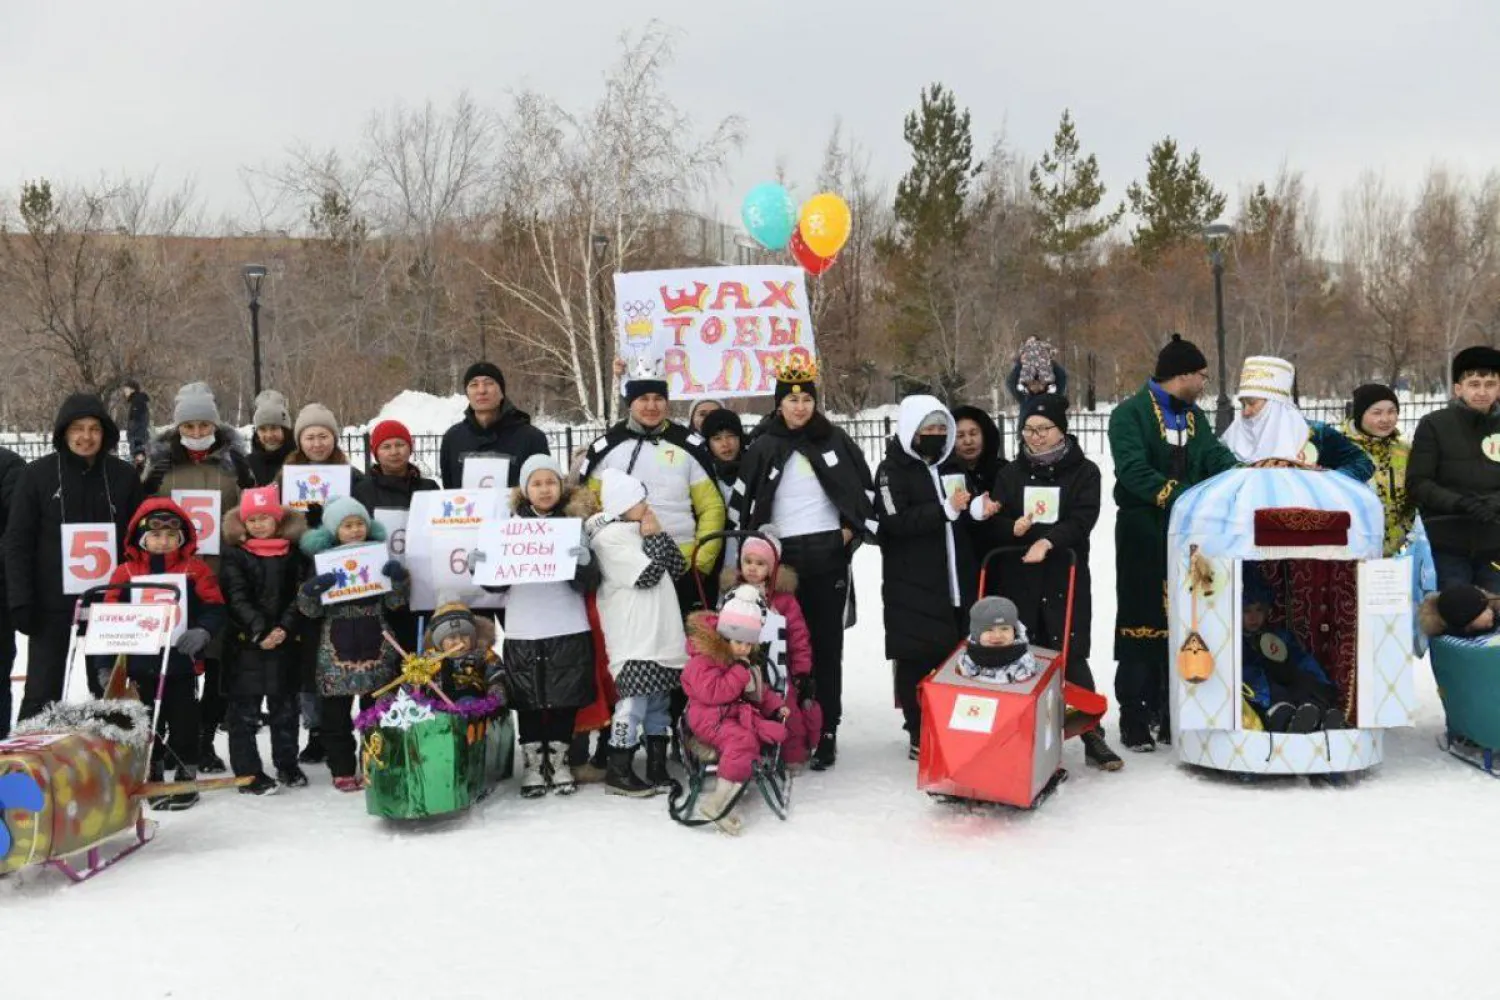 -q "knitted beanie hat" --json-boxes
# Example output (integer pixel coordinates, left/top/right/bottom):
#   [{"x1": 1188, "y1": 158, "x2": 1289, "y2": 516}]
[
  {"x1": 239, "y1": 485, "x2": 284, "y2": 524},
  {"x1": 428, "y1": 596, "x2": 478, "y2": 651},
  {"x1": 520, "y1": 453, "x2": 564, "y2": 490},
  {"x1": 294, "y1": 403, "x2": 339, "y2": 446},
  {"x1": 252, "y1": 390, "x2": 292, "y2": 430},
  {"x1": 1350, "y1": 383, "x2": 1399, "y2": 433},
  {"x1": 173, "y1": 382, "x2": 220, "y2": 425},
  {"x1": 1154, "y1": 334, "x2": 1209, "y2": 382},
  {"x1": 599, "y1": 468, "x2": 647, "y2": 519},
  {"x1": 969, "y1": 597, "x2": 1020, "y2": 642},
  {"x1": 717, "y1": 584, "x2": 766, "y2": 644}
]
